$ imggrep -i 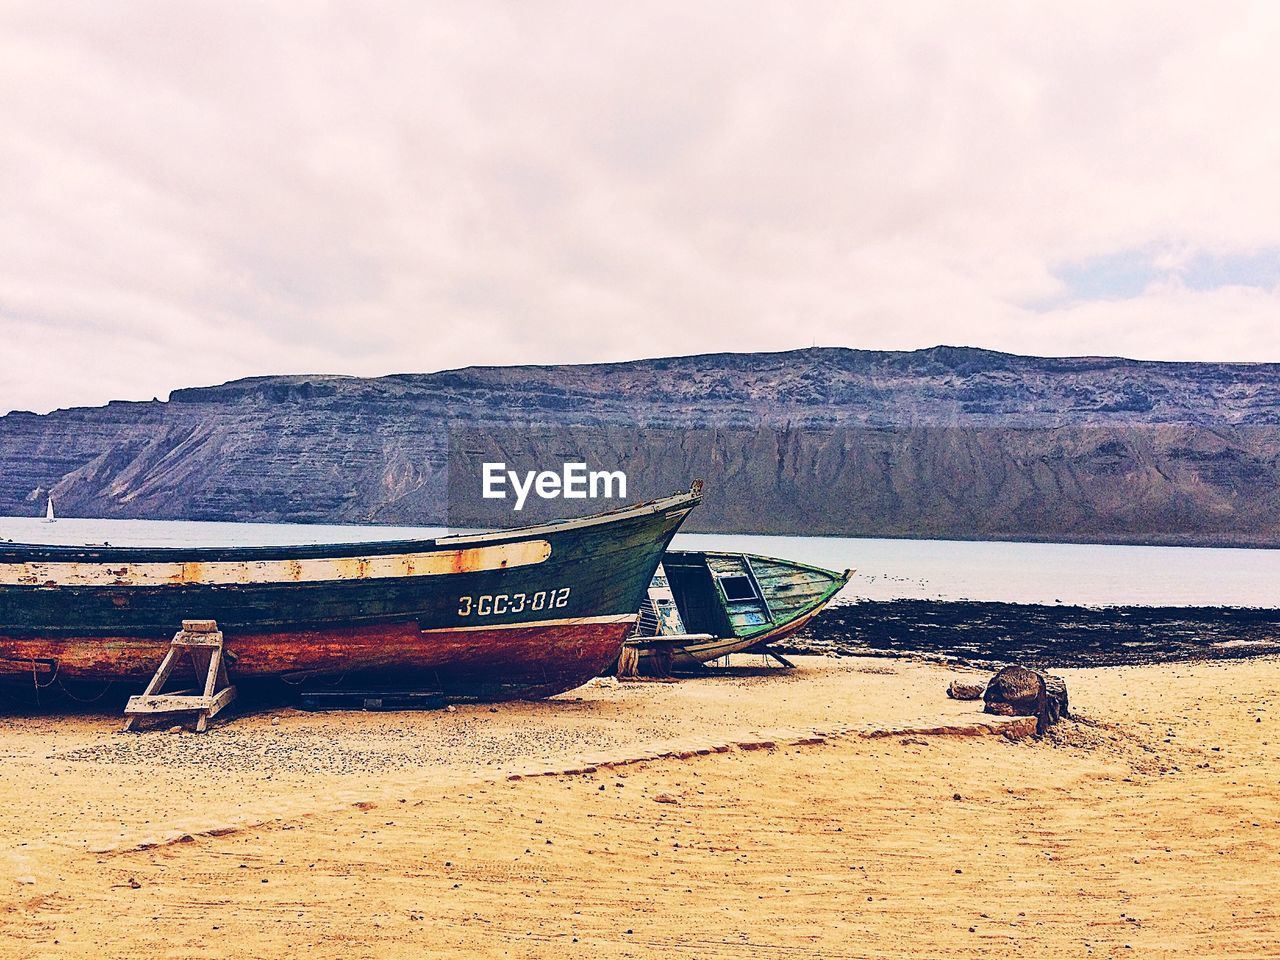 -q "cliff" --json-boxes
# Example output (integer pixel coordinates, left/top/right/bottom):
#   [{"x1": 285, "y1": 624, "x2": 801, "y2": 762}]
[{"x1": 4, "y1": 346, "x2": 1280, "y2": 544}]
